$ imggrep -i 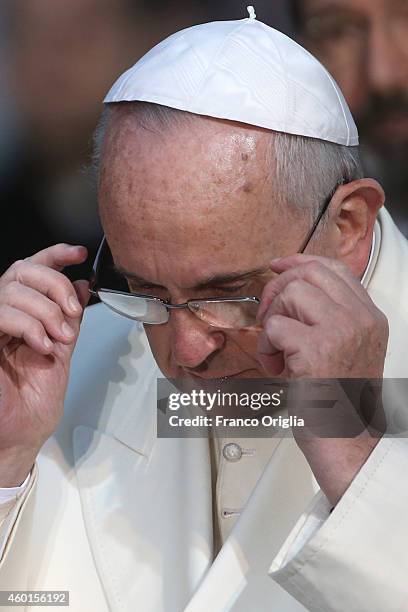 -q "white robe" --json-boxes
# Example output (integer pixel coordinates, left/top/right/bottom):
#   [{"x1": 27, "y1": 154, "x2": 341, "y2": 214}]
[{"x1": 1, "y1": 207, "x2": 408, "y2": 612}]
